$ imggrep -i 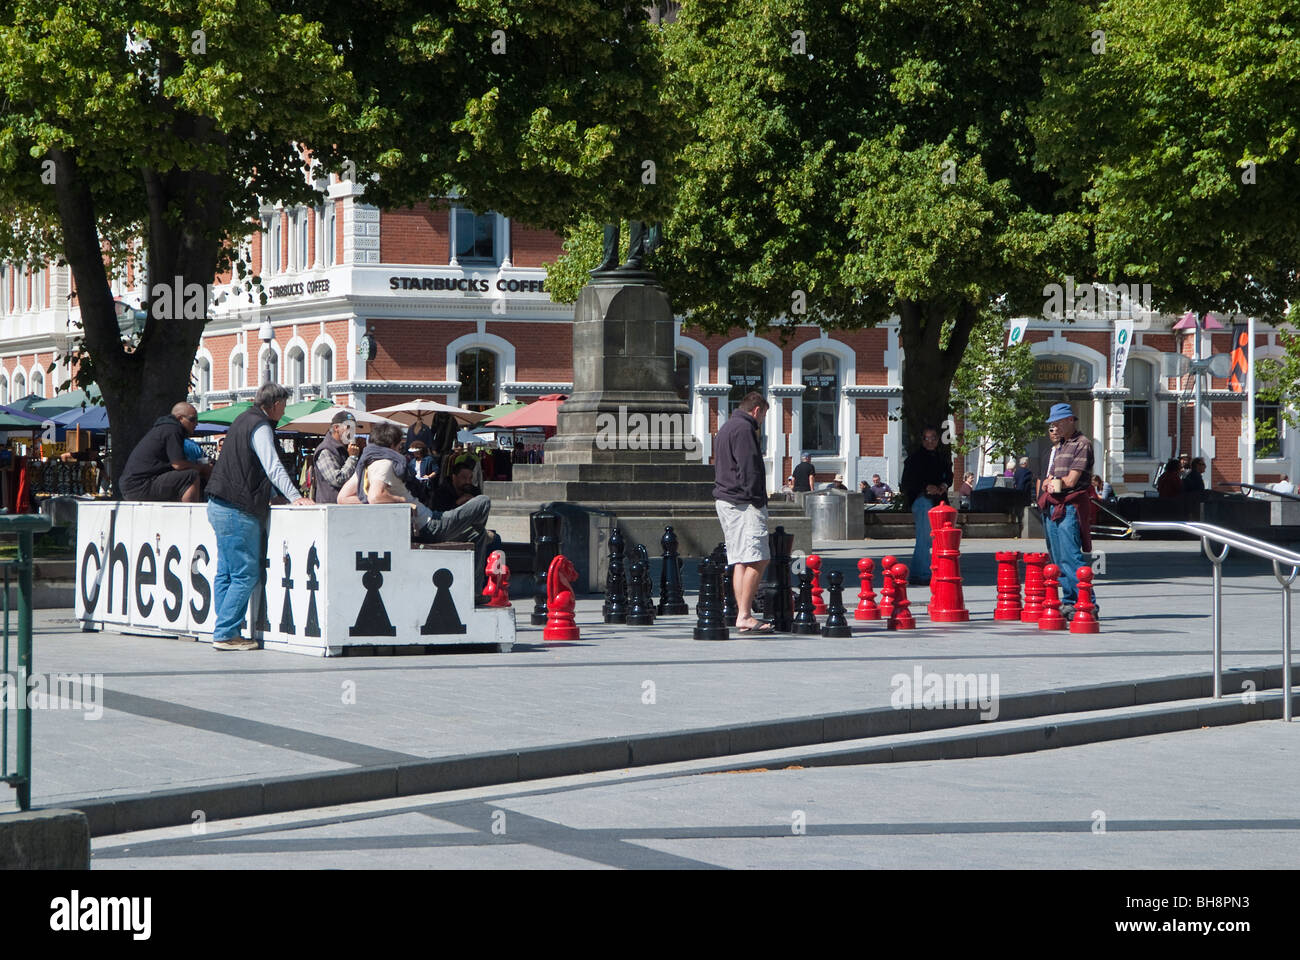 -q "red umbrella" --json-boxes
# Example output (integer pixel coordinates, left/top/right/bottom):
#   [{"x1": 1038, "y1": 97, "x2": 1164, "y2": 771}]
[{"x1": 486, "y1": 394, "x2": 567, "y2": 429}]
